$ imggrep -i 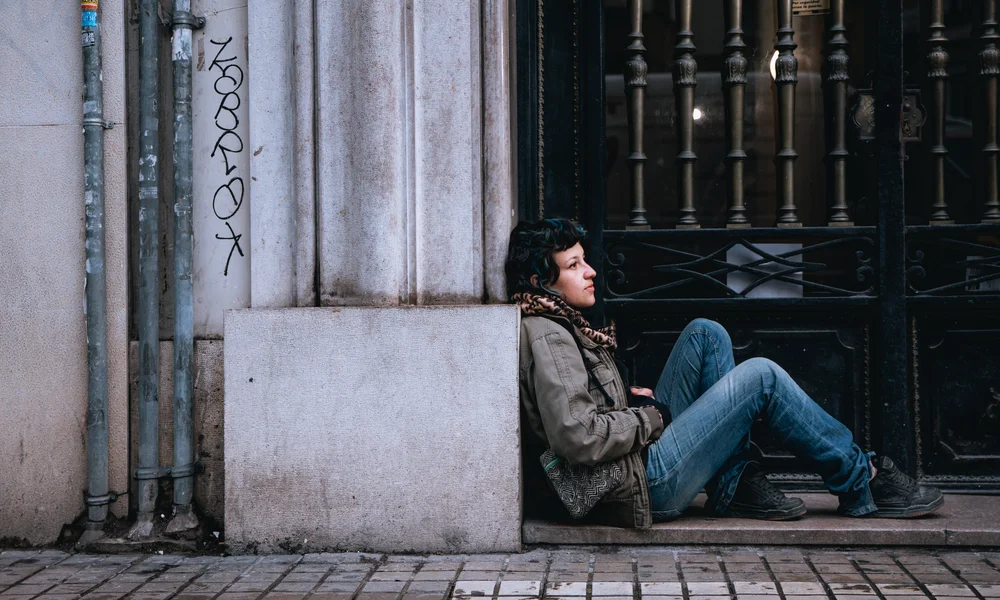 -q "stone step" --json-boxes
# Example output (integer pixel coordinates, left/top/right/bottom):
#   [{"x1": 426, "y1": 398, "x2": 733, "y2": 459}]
[{"x1": 524, "y1": 493, "x2": 1000, "y2": 546}]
